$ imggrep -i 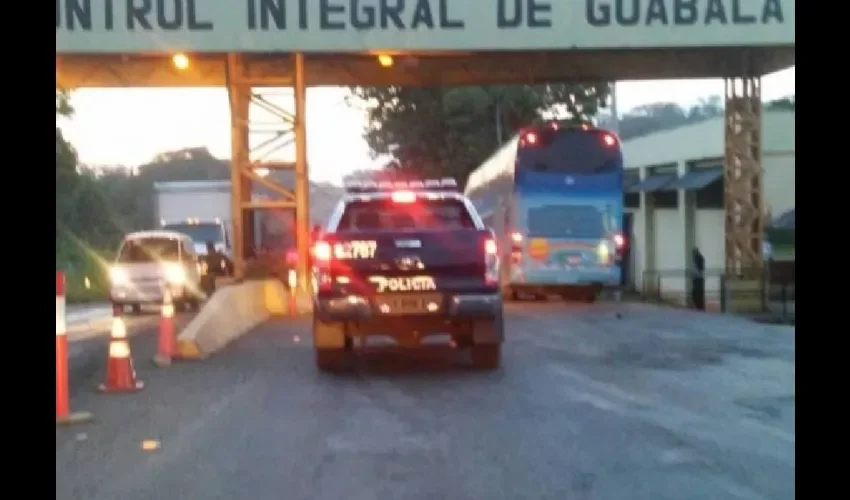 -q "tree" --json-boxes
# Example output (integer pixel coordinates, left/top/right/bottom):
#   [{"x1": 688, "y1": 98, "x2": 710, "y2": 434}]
[
  {"x1": 595, "y1": 97, "x2": 725, "y2": 141},
  {"x1": 766, "y1": 96, "x2": 795, "y2": 111},
  {"x1": 350, "y1": 84, "x2": 610, "y2": 187}
]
